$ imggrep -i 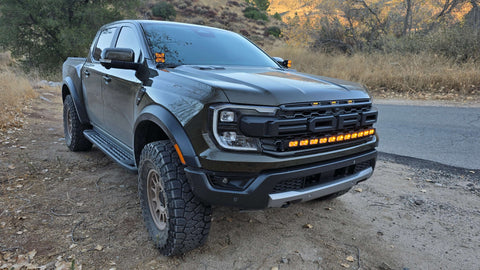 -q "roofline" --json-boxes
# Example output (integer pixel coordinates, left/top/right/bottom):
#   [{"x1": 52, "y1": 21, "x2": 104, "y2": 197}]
[{"x1": 100, "y1": 19, "x2": 233, "y2": 33}]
